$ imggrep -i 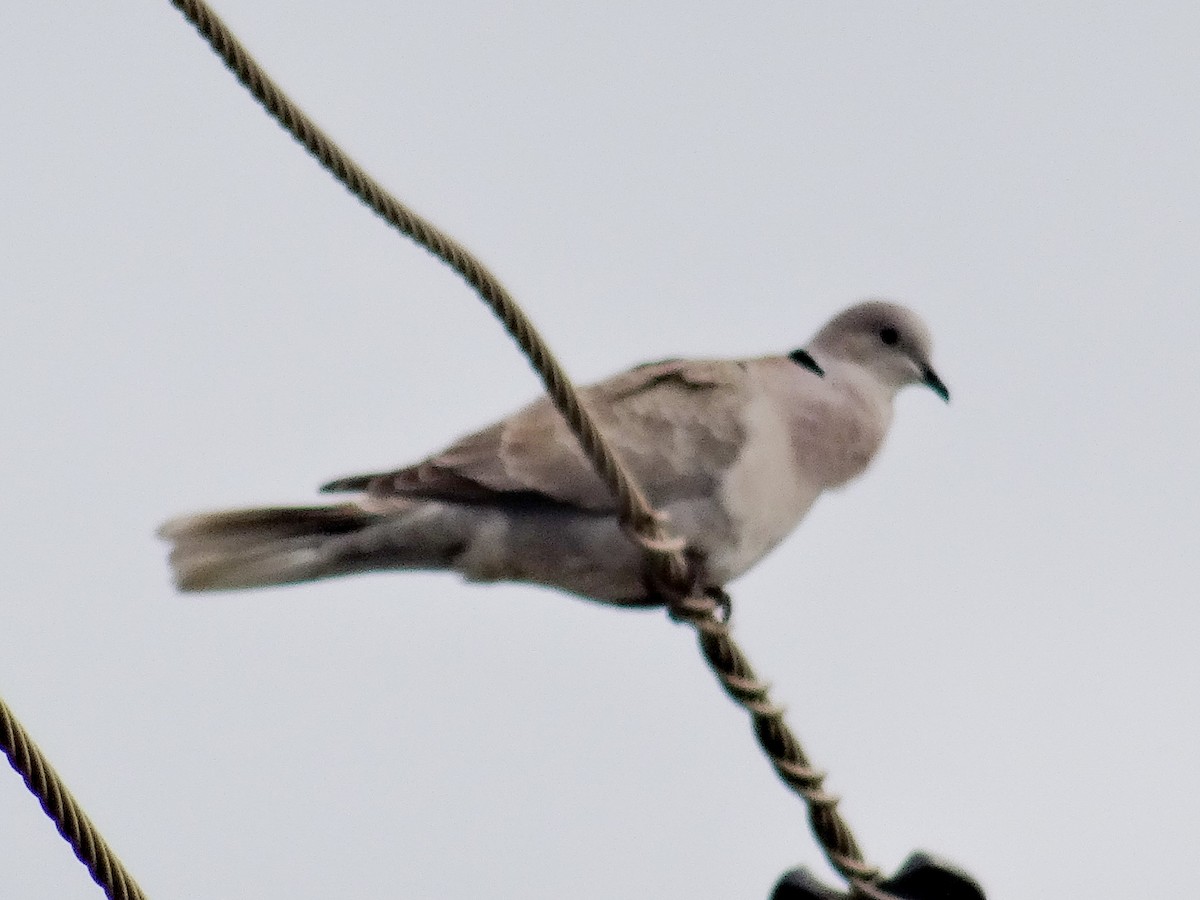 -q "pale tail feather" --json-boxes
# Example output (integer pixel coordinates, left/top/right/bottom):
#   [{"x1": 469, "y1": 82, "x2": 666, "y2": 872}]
[{"x1": 158, "y1": 504, "x2": 379, "y2": 592}]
